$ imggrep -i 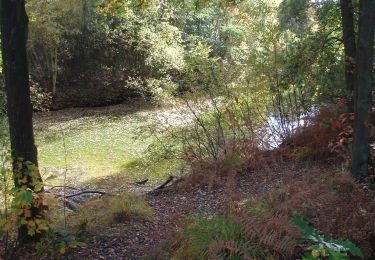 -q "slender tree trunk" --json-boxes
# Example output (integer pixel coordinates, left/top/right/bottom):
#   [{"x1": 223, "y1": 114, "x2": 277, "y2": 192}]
[
  {"x1": 339, "y1": 0, "x2": 356, "y2": 112},
  {"x1": 1, "y1": 0, "x2": 43, "y2": 242},
  {"x1": 351, "y1": 0, "x2": 375, "y2": 180},
  {"x1": 51, "y1": 47, "x2": 57, "y2": 95}
]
